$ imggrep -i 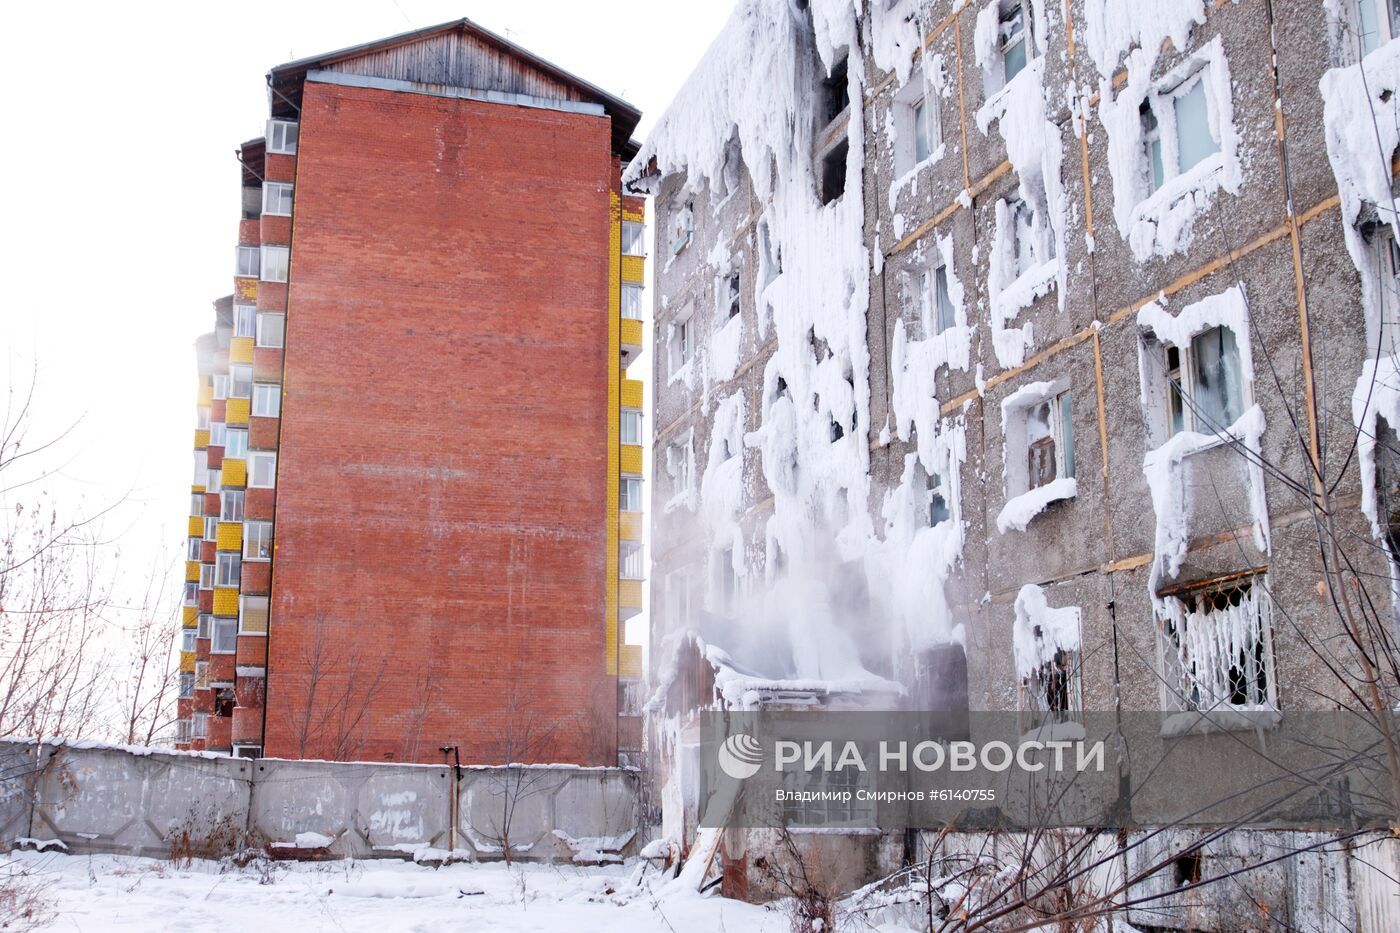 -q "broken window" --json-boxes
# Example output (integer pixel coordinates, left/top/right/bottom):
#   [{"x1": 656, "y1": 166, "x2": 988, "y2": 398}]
[
  {"x1": 1159, "y1": 577, "x2": 1276, "y2": 712},
  {"x1": 1005, "y1": 197, "x2": 1053, "y2": 282},
  {"x1": 928, "y1": 472, "x2": 950, "y2": 527},
  {"x1": 1163, "y1": 325, "x2": 1245, "y2": 436},
  {"x1": 819, "y1": 139, "x2": 849, "y2": 205},
  {"x1": 1024, "y1": 391, "x2": 1075, "y2": 491},
  {"x1": 622, "y1": 221, "x2": 646, "y2": 256},
  {"x1": 822, "y1": 55, "x2": 850, "y2": 125},
  {"x1": 1021, "y1": 646, "x2": 1081, "y2": 721},
  {"x1": 726, "y1": 272, "x2": 741, "y2": 319},
  {"x1": 214, "y1": 688, "x2": 236, "y2": 717}
]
